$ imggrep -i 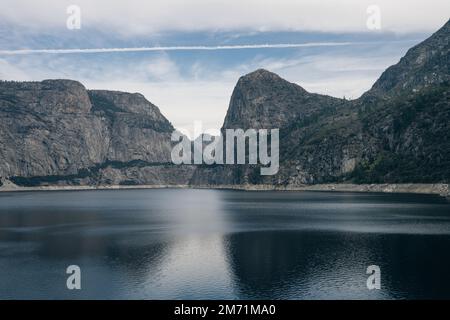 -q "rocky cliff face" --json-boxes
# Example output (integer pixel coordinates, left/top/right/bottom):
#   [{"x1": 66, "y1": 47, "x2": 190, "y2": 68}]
[
  {"x1": 223, "y1": 69, "x2": 342, "y2": 130},
  {"x1": 0, "y1": 80, "x2": 196, "y2": 186},
  {"x1": 89, "y1": 90, "x2": 174, "y2": 163},
  {"x1": 0, "y1": 80, "x2": 109, "y2": 178},
  {"x1": 362, "y1": 20, "x2": 449, "y2": 101}
]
